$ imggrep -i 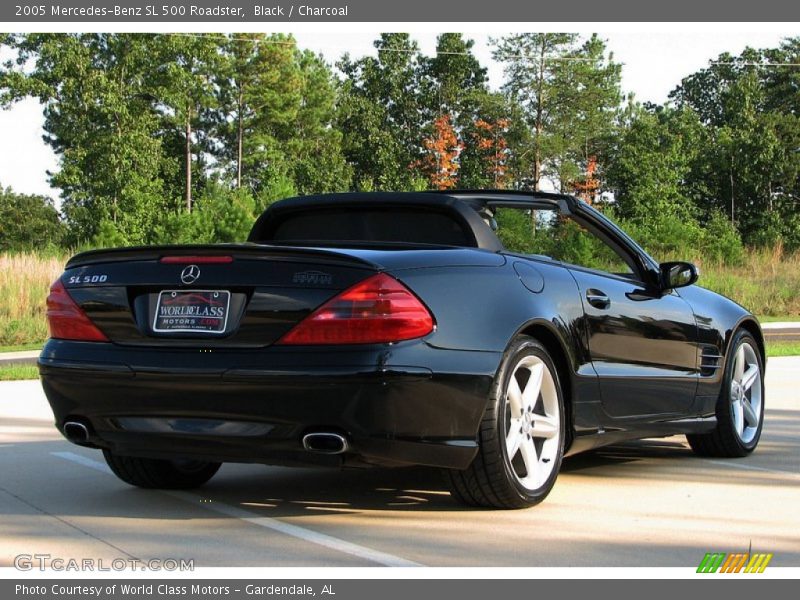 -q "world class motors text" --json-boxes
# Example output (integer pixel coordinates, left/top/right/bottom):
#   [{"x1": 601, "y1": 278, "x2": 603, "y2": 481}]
[{"x1": 16, "y1": 584, "x2": 326, "y2": 596}]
